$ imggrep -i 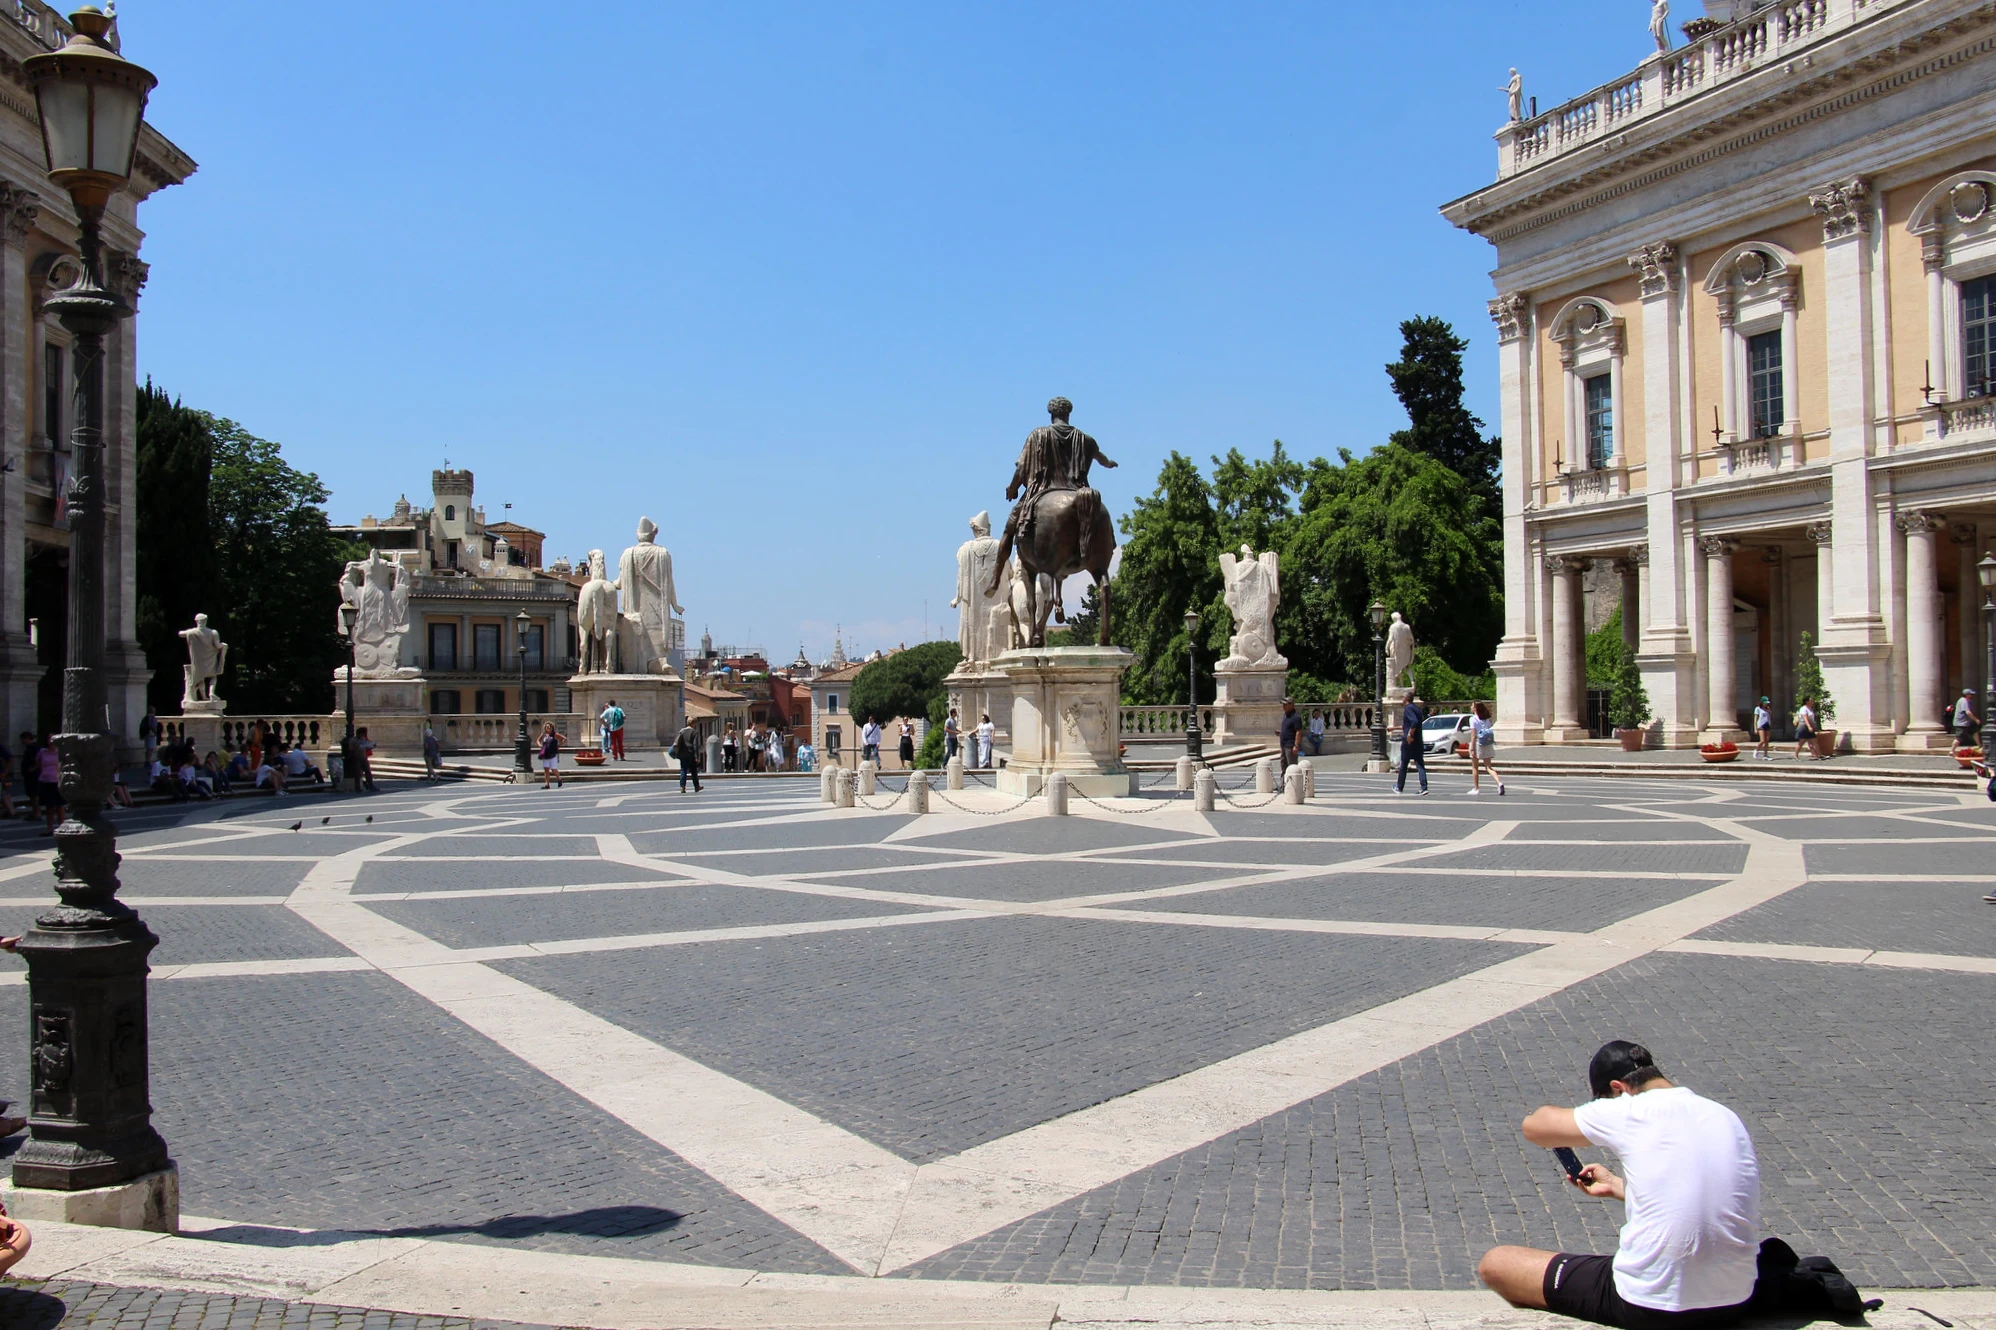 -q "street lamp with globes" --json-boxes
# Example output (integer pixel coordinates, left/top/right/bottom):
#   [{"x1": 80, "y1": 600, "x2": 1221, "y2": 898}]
[
  {"x1": 11, "y1": 6, "x2": 173, "y2": 1214},
  {"x1": 514, "y1": 610, "x2": 532, "y2": 778},
  {"x1": 1978, "y1": 554, "x2": 1996, "y2": 710},
  {"x1": 1183, "y1": 607, "x2": 1202, "y2": 760},
  {"x1": 1369, "y1": 601, "x2": 1390, "y2": 770}
]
